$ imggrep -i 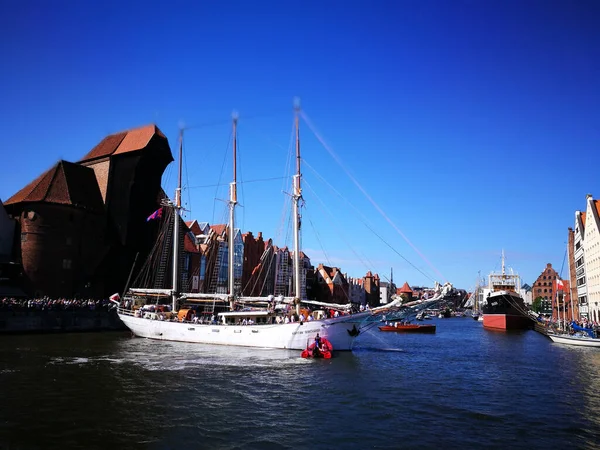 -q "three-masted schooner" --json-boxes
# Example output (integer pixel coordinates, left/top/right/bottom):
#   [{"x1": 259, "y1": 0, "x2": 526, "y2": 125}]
[{"x1": 116, "y1": 102, "x2": 373, "y2": 350}]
